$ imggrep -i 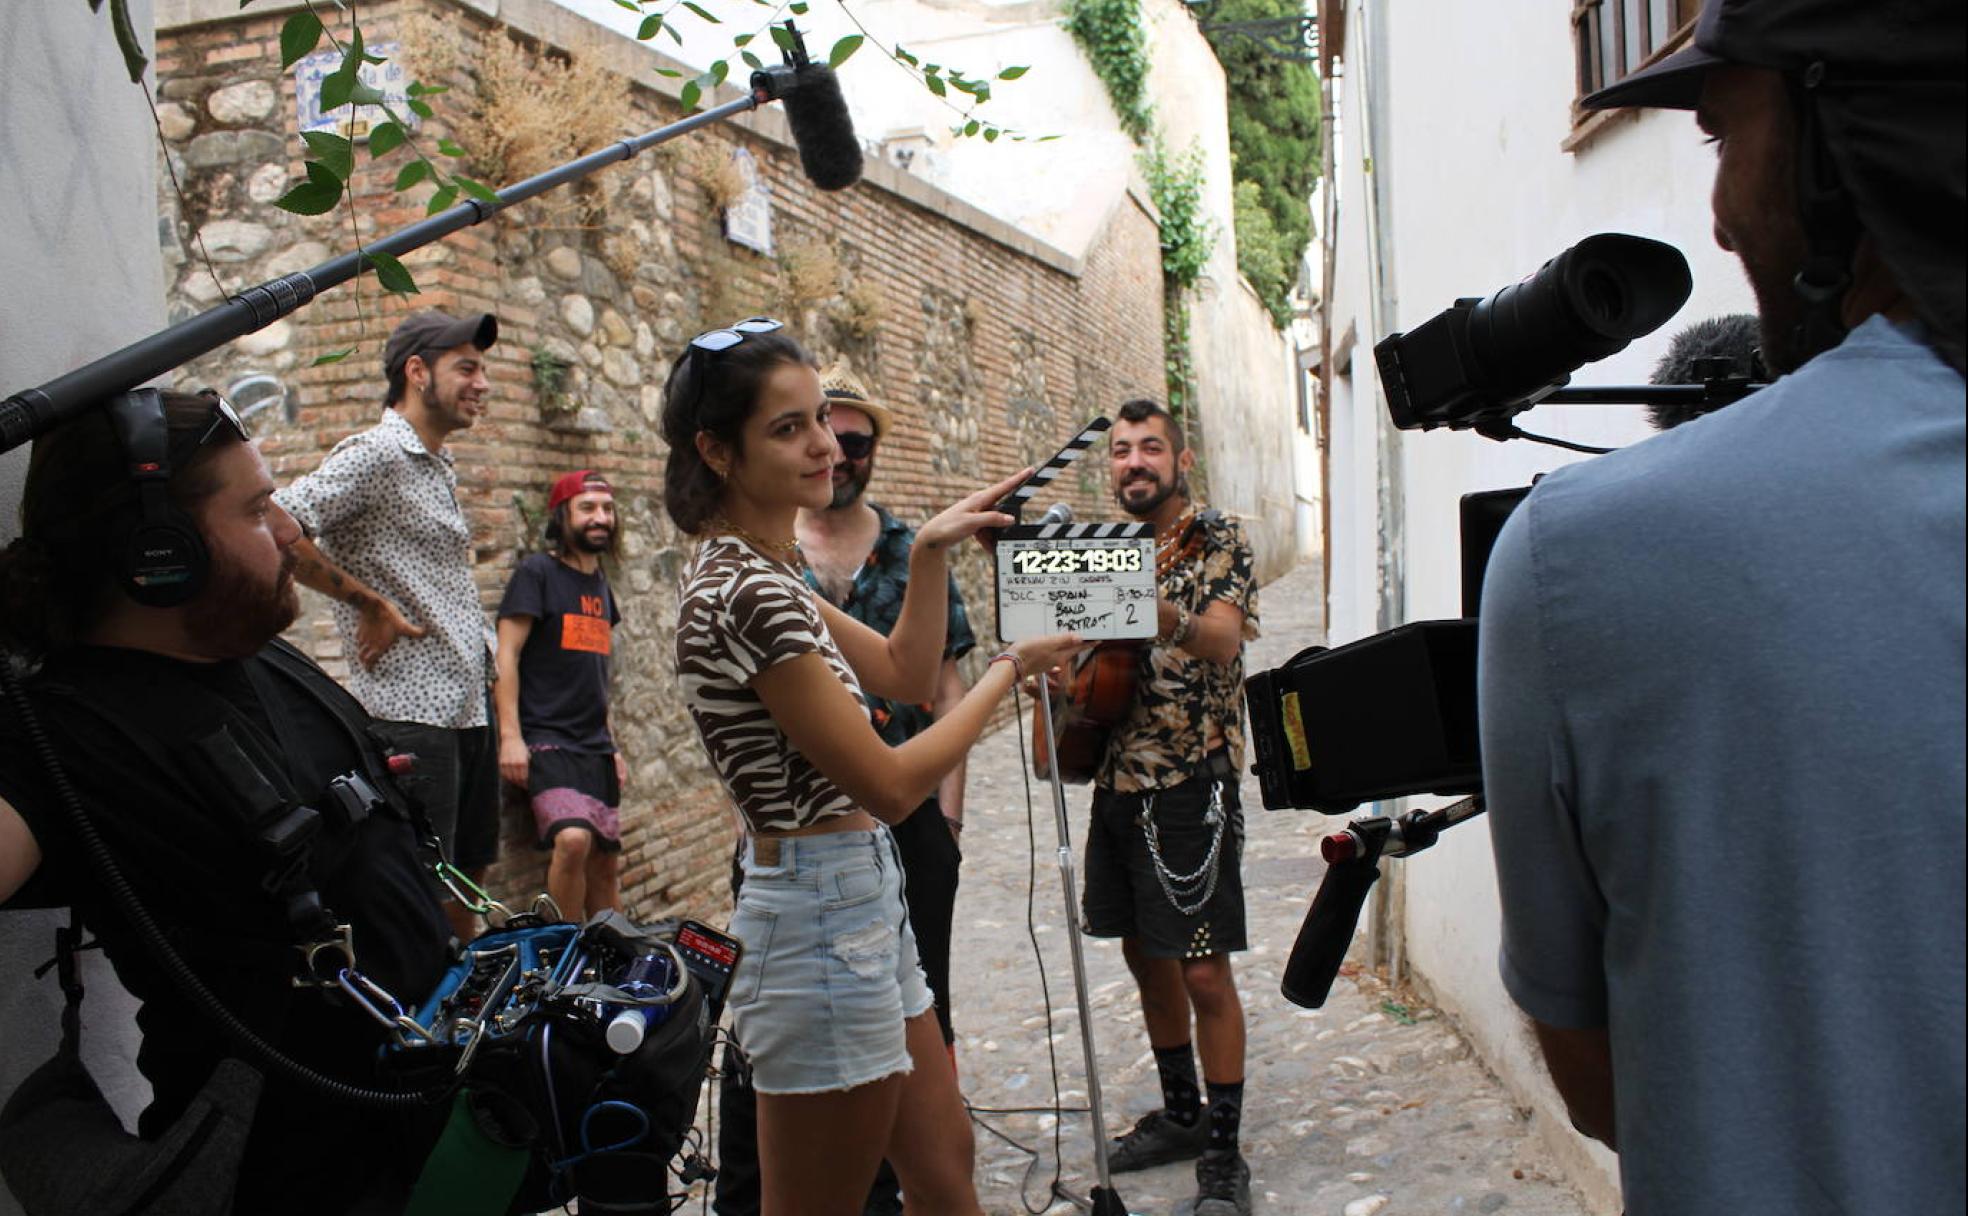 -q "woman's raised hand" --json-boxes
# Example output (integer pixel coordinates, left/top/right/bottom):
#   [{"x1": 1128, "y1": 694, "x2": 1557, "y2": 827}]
[
  {"x1": 915, "y1": 467, "x2": 1034, "y2": 556},
  {"x1": 1010, "y1": 632, "x2": 1088, "y2": 683}
]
